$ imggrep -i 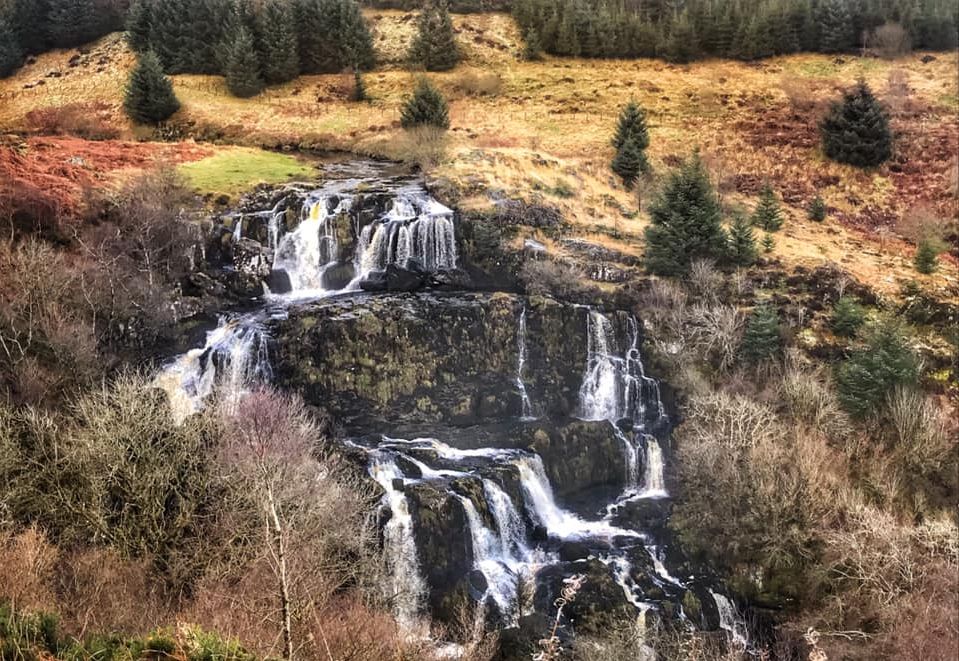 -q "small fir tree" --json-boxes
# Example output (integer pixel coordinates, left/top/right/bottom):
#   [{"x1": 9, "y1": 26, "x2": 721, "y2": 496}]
[
  {"x1": 0, "y1": 18, "x2": 23, "y2": 78},
  {"x1": 409, "y1": 0, "x2": 459, "y2": 72},
  {"x1": 820, "y1": 81, "x2": 892, "y2": 168},
  {"x1": 831, "y1": 296, "x2": 866, "y2": 337},
  {"x1": 224, "y1": 26, "x2": 264, "y2": 98},
  {"x1": 914, "y1": 238, "x2": 941, "y2": 274},
  {"x1": 836, "y1": 320, "x2": 919, "y2": 418},
  {"x1": 644, "y1": 152, "x2": 727, "y2": 276},
  {"x1": 762, "y1": 233, "x2": 775, "y2": 252},
  {"x1": 258, "y1": 0, "x2": 300, "y2": 85},
  {"x1": 727, "y1": 213, "x2": 758, "y2": 266},
  {"x1": 124, "y1": 50, "x2": 181, "y2": 124},
  {"x1": 523, "y1": 27, "x2": 543, "y2": 61},
  {"x1": 808, "y1": 194, "x2": 826, "y2": 221},
  {"x1": 611, "y1": 137, "x2": 647, "y2": 190},
  {"x1": 751, "y1": 182, "x2": 784, "y2": 231},
  {"x1": 400, "y1": 77, "x2": 449, "y2": 129},
  {"x1": 611, "y1": 100, "x2": 650, "y2": 151},
  {"x1": 740, "y1": 304, "x2": 781, "y2": 364}
]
